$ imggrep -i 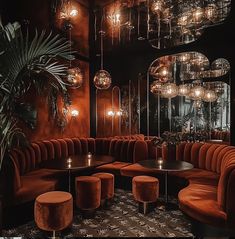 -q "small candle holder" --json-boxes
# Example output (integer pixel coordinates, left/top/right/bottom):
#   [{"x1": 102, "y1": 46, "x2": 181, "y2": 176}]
[
  {"x1": 87, "y1": 152, "x2": 92, "y2": 159},
  {"x1": 68, "y1": 163, "x2": 71, "y2": 169},
  {"x1": 157, "y1": 157, "x2": 163, "y2": 164}
]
